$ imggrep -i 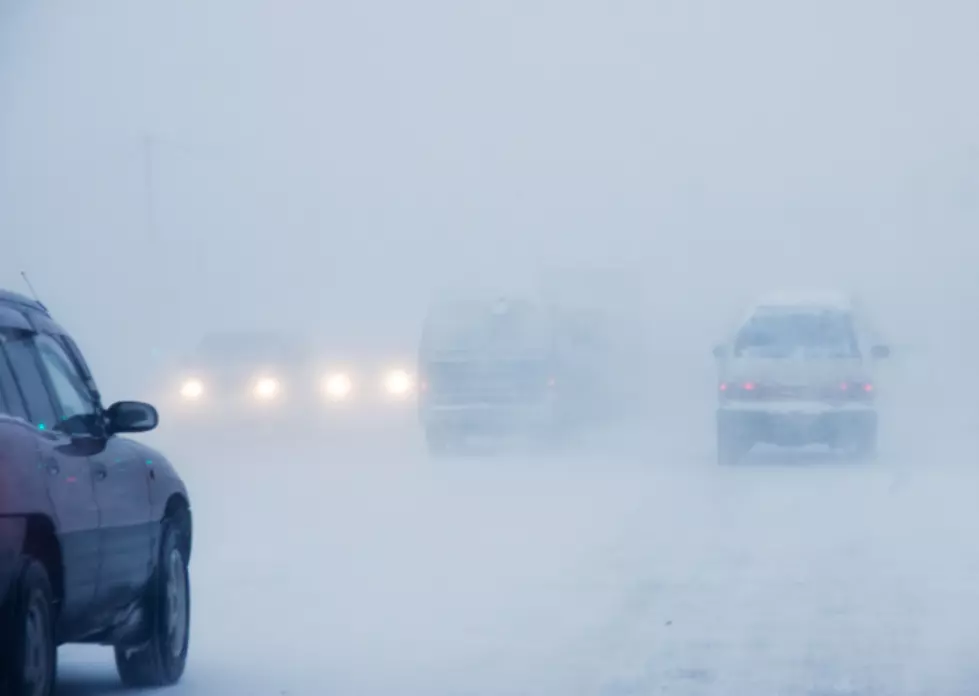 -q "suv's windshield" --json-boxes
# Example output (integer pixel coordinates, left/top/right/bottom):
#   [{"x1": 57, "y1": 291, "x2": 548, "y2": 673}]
[{"x1": 734, "y1": 310, "x2": 860, "y2": 359}]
